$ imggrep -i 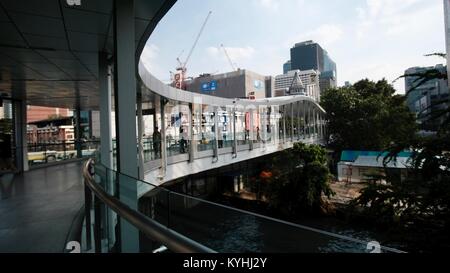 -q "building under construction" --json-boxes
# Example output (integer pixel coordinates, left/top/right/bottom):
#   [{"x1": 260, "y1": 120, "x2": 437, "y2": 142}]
[{"x1": 184, "y1": 69, "x2": 273, "y2": 100}]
